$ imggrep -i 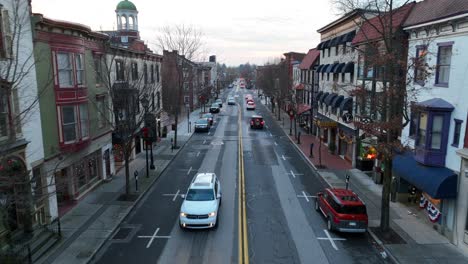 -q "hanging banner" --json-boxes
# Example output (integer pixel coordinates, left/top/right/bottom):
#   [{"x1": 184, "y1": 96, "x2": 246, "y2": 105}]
[{"x1": 419, "y1": 194, "x2": 442, "y2": 223}]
